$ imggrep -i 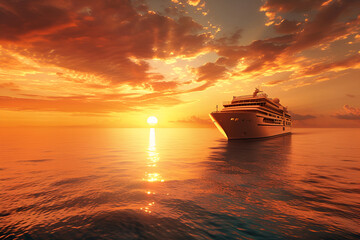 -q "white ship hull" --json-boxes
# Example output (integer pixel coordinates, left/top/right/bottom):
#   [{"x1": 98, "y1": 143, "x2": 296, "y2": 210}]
[{"x1": 210, "y1": 112, "x2": 291, "y2": 140}]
